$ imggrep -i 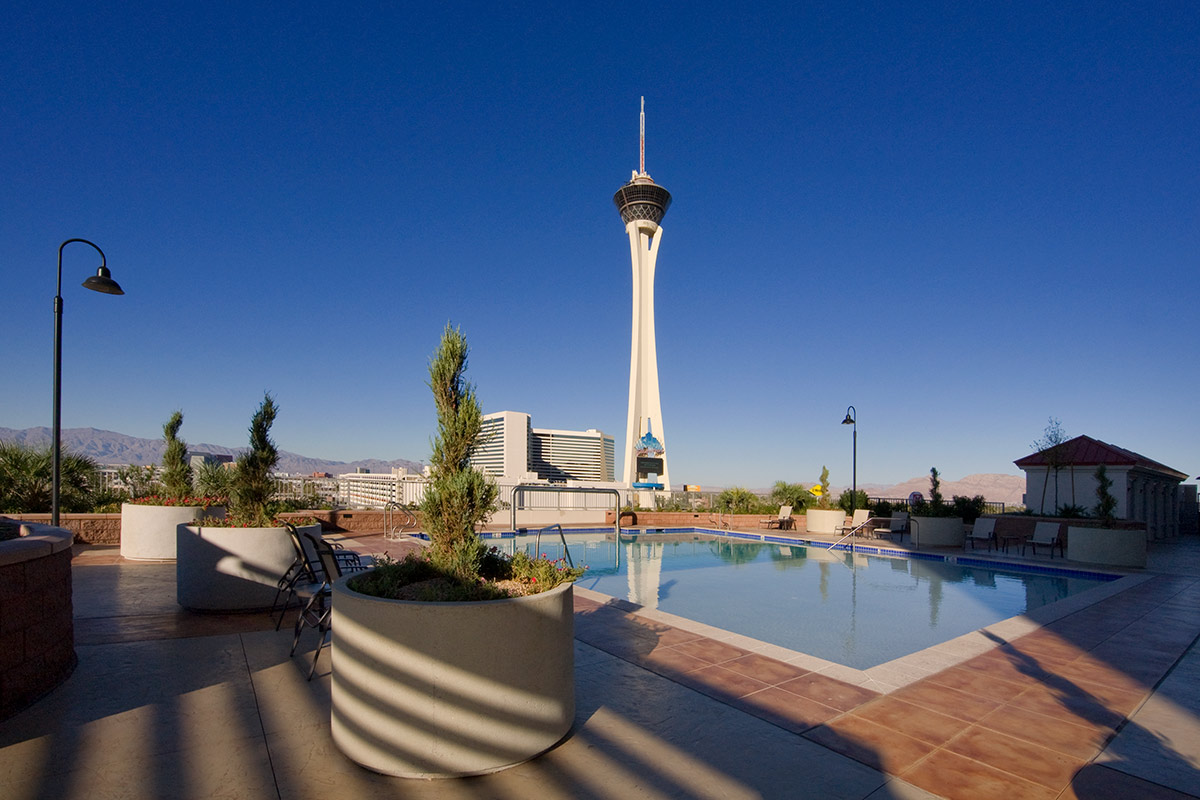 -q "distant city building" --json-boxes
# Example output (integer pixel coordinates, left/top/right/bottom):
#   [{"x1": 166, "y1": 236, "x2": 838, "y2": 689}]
[
  {"x1": 190, "y1": 452, "x2": 233, "y2": 469},
  {"x1": 470, "y1": 411, "x2": 615, "y2": 483},
  {"x1": 337, "y1": 467, "x2": 427, "y2": 509},
  {"x1": 273, "y1": 474, "x2": 338, "y2": 505},
  {"x1": 1015, "y1": 435, "x2": 1189, "y2": 539}
]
